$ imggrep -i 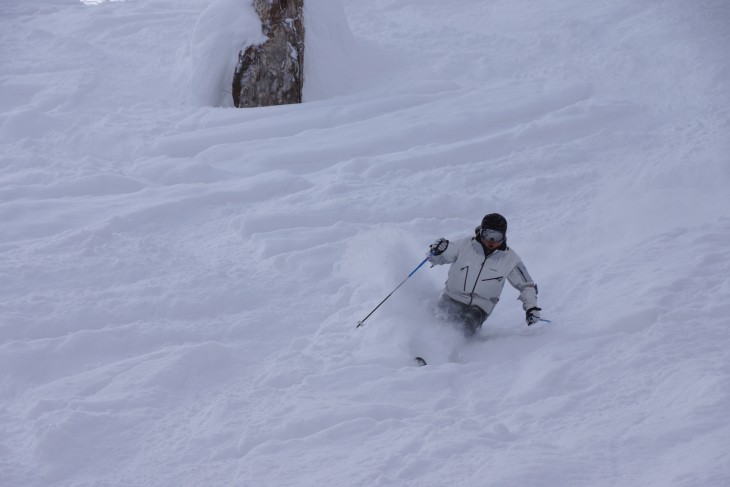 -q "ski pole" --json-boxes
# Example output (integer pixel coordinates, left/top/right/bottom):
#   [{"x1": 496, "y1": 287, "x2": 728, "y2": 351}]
[{"x1": 356, "y1": 256, "x2": 431, "y2": 328}]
